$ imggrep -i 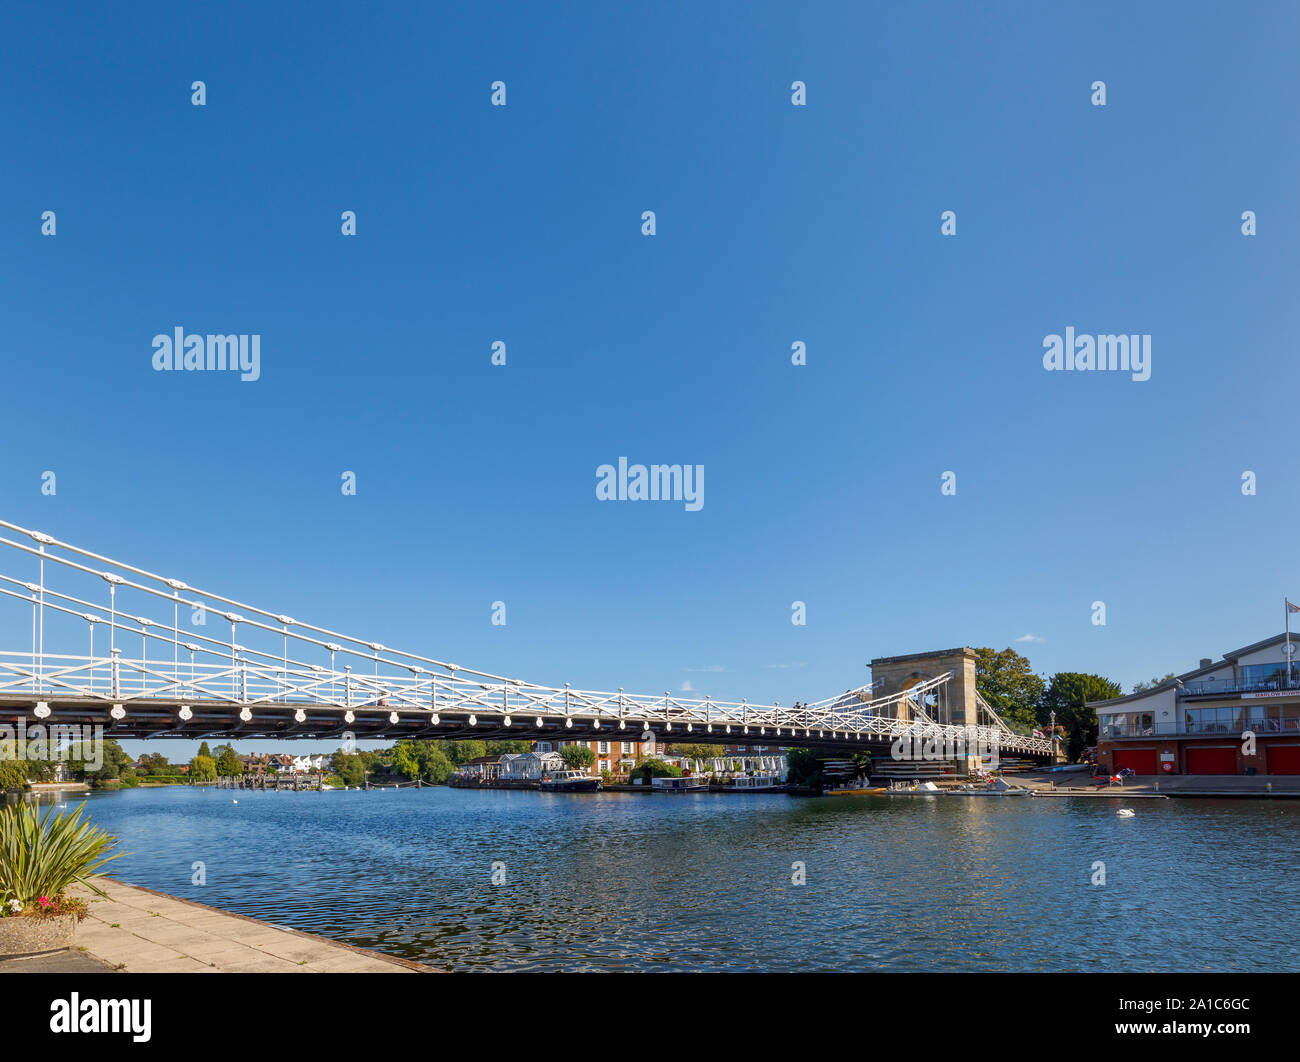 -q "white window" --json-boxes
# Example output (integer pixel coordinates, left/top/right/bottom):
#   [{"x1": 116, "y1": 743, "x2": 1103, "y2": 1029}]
[
  {"x1": 598, "y1": 741, "x2": 609, "y2": 754},
  {"x1": 622, "y1": 742, "x2": 632, "y2": 754}
]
